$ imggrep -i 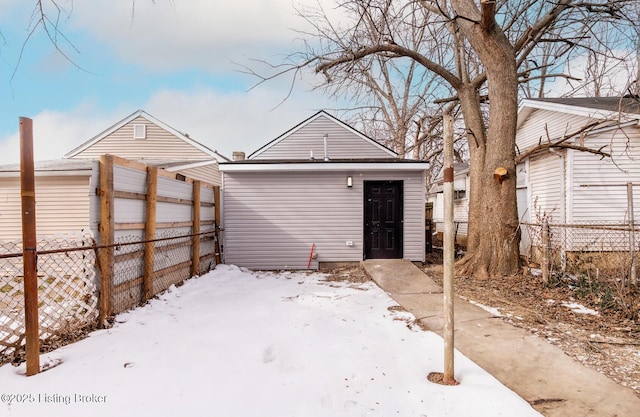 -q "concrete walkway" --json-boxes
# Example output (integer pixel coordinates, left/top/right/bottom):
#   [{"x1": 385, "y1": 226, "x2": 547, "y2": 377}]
[{"x1": 362, "y1": 259, "x2": 640, "y2": 417}]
